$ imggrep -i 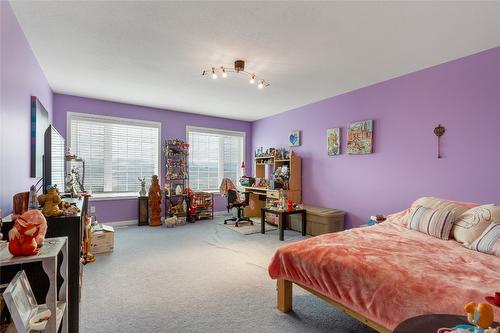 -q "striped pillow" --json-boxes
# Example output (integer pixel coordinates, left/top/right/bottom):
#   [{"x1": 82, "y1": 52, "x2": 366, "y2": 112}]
[
  {"x1": 407, "y1": 205, "x2": 456, "y2": 240},
  {"x1": 469, "y1": 222, "x2": 500, "y2": 257}
]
